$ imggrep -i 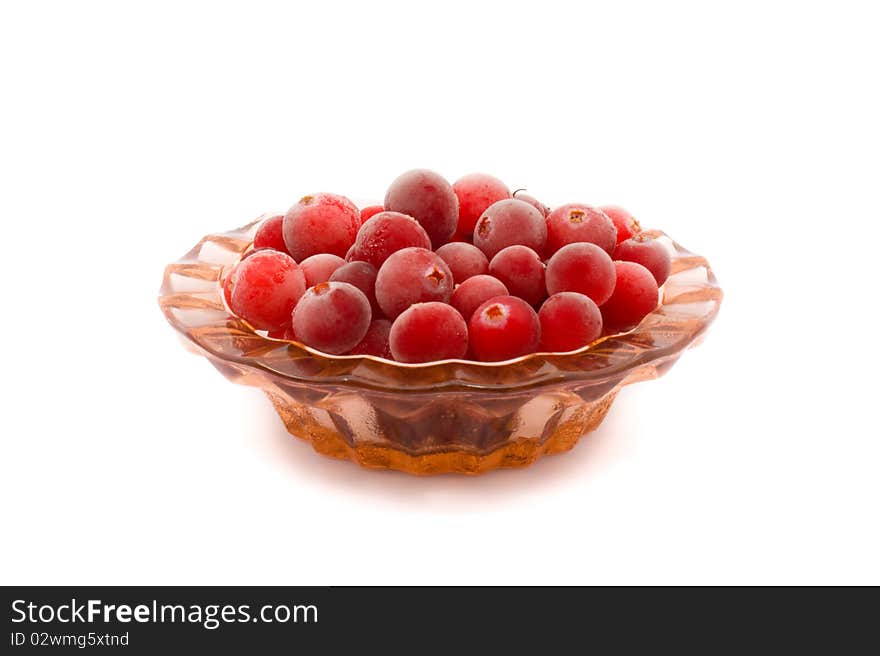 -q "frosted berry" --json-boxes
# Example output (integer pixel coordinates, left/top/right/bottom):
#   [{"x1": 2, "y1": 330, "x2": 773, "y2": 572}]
[
  {"x1": 384, "y1": 169, "x2": 458, "y2": 246},
  {"x1": 329, "y1": 260, "x2": 380, "y2": 315},
  {"x1": 283, "y1": 193, "x2": 360, "y2": 260},
  {"x1": 349, "y1": 319, "x2": 393, "y2": 359},
  {"x1": 360, "y1": 205, "x2": 384, "y2": 223},
  {"x1": 545, "y1": 203, "x2": 616, "y2": 255},
  {"x1": 291, "y1": 282, "x2": 372, "y2": 355},
  {"x1": 390, "y1": 302, "x2": 468, "y2": 363},
  {"x1": 545, "y1": 242, "x2": 616, "y2": 305},
  {"x1": 450, "y1": 274, "x2": 509, "y2": 322},
  {"x1": 435, "y1": 241, "x2": 489, "y2": 284},
  {"x1": 473, "y1": 198, "x2": 547, "y2": 259},
  {"x1": 600, "y1": 205, "x2": 642, "y2": 244},
  {"x1": 228, "y1": 250, "x2": 306, "y2": 331},
  {"x1": 512, "y1": 190, "x2": 549, "y2": 217},
  {"x1": 300, "y1": 253, "x2": 346, "y2": 288},
  {"x1": 351, "y1": 211, "x2": 431, "y2": 268},
  {"x1": 452, "y1": 173, "x2": 511, "y2": 237},
  {"x1": 468, "y1": 295, "x2": 540, "y2": 362},
  {"x1": 375, "y1": 247, "x2": 454, "y2": 319},
  {"x1": 601, "y1": 261, "x2": 659, "y2": 333},
  {"x1": 253, "y1": 214, "x2": 289, "y2": 253},
  {"x1": 612, "y1": 234, "x2": 671, "y2": 286},
  {"x1": 488, "y1": 245, "x2": 546, "y2": 306},
  {"x1": 538, "y1": 292, "x2": 602, "y2": 352}
]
